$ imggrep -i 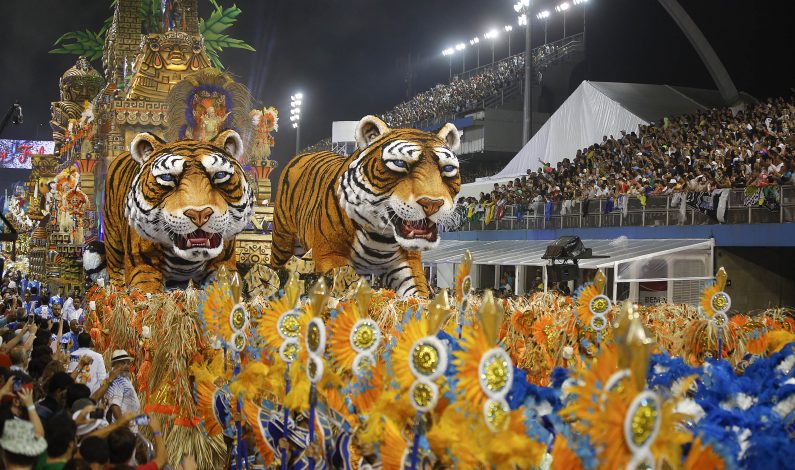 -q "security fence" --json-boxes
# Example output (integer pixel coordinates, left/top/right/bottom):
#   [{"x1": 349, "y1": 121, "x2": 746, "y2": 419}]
[{"x1": 453, "y1": 186, "x2": 795, "y2": 231}]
